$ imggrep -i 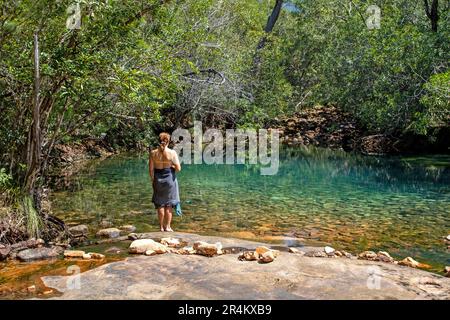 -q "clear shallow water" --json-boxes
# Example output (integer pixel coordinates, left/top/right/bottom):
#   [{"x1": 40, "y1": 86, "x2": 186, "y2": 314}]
[{"x1": 50, "y1": 147, "x2": 450, "y2": 271}]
